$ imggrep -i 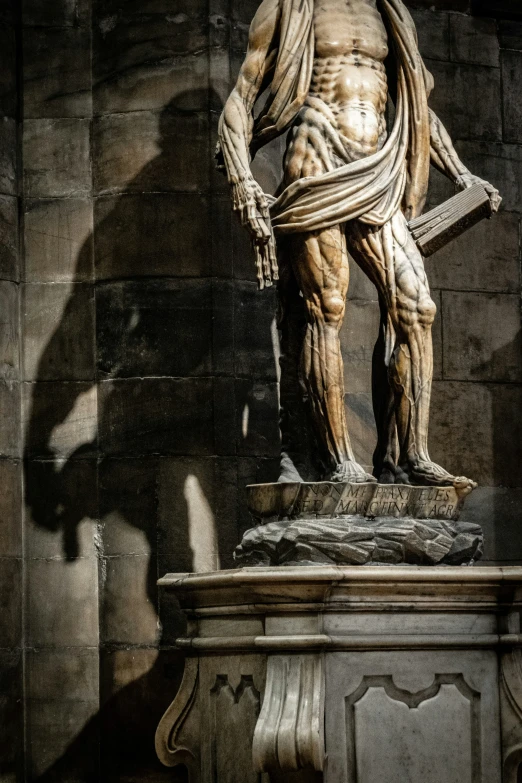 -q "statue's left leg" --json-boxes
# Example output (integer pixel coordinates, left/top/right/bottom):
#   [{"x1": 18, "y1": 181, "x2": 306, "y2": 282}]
[{"x1": 347, "y1": 212, "x2": 475, "y2": 488}]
